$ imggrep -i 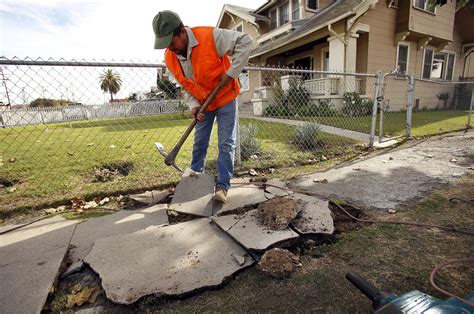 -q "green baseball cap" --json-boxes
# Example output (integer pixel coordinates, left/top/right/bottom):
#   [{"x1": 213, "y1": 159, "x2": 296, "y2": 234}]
[{"x1": 152, "y1": 10, "x2": 182, "y2": 49}]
